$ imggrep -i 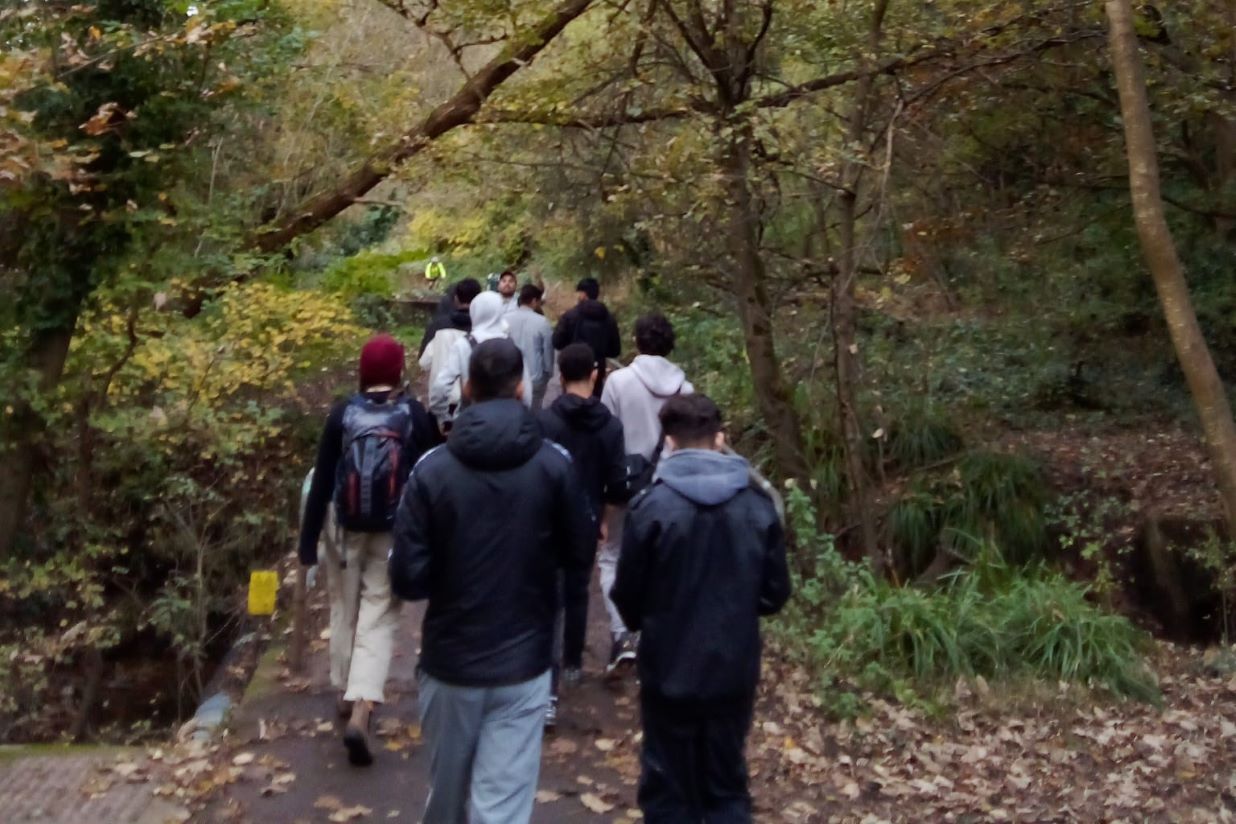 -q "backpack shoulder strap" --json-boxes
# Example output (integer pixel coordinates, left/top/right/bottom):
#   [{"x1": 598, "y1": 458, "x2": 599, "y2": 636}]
[{"x1": 649, "y1": 431, "x2": 667, "y2": 466}]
